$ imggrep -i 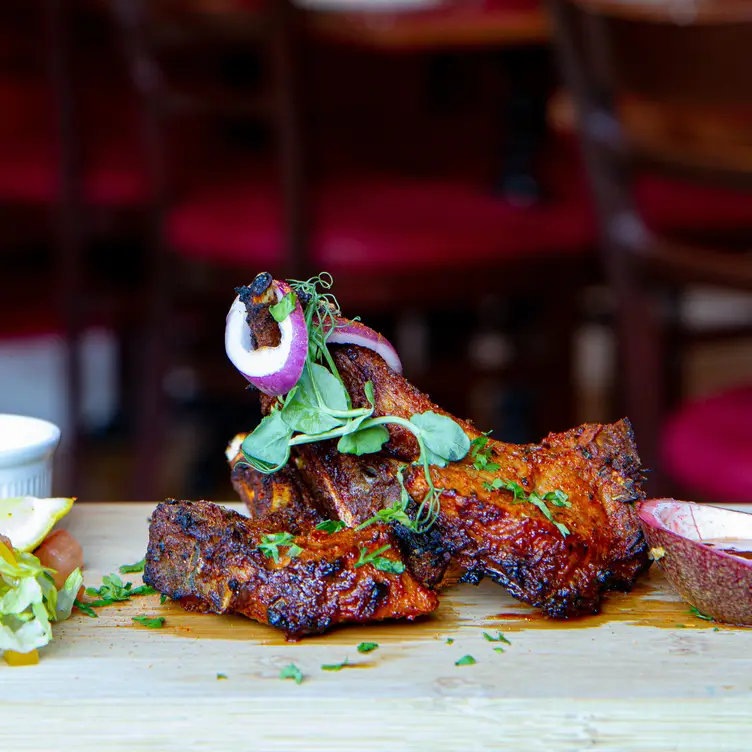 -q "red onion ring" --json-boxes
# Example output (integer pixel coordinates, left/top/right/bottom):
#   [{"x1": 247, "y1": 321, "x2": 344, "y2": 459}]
[
  {"x1": 224, "y1": 280, "x2": 308, "y2": 396},
  {"x1": 326, "y1": 317, "x2": 403, "y2": 374}
]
